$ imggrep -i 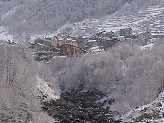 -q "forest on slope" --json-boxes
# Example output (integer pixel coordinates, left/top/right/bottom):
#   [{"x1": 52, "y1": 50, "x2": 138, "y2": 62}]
[{"x1": 0, "y1": 0, "x2": 130, "y2": 36}]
